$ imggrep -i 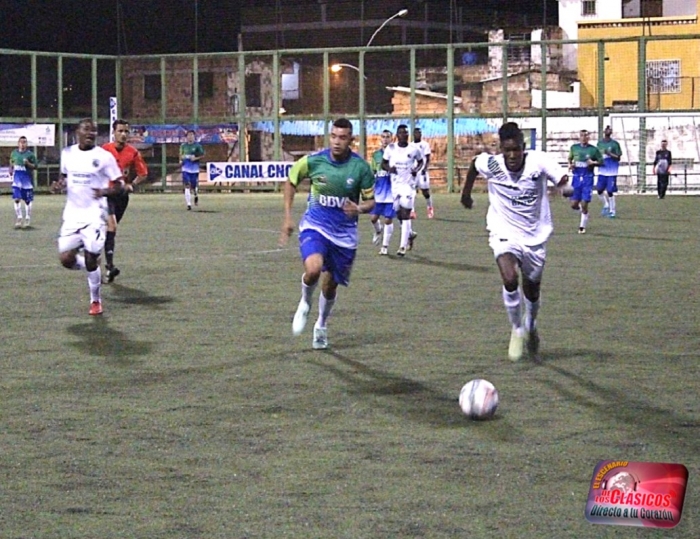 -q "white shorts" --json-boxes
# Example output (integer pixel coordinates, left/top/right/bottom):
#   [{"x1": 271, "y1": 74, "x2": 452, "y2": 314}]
[
  {"x1": 488, "y1": 234, "x2": 547, "y2": 283},
  {"x1": 58, "y1": 221, "x2": 107, "y2": 255},
  {"x1": 416, "y1": 172, "x2": 430, "y2": 190},
  {"x1": 392, "y1": 183, "x2": 415, "y2": 211}
]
